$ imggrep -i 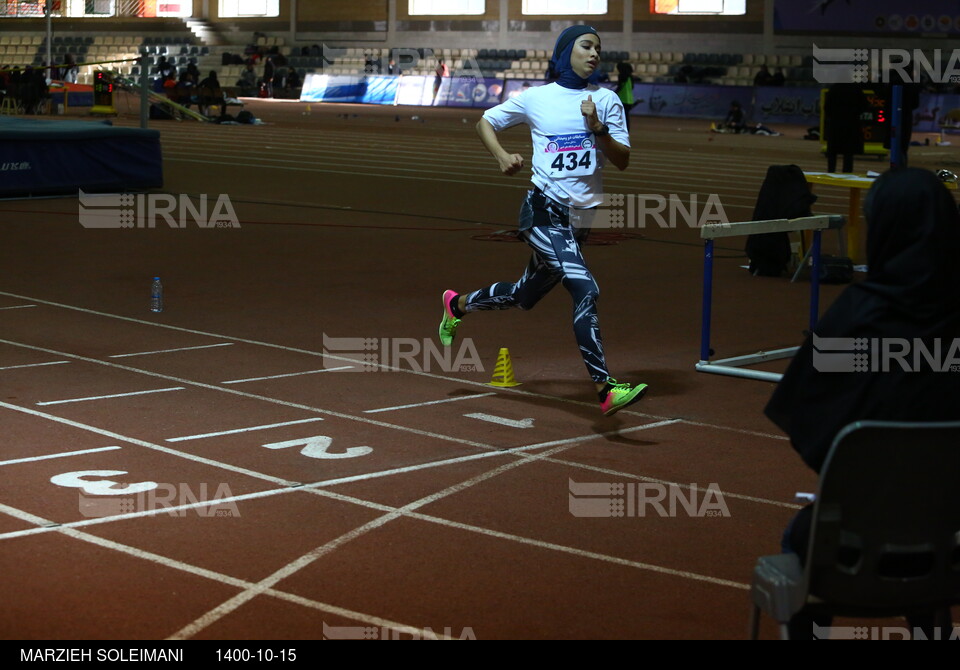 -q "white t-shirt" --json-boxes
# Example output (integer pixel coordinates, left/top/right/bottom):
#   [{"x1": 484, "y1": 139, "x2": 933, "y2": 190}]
[{"x1": 482, "y1": 82, "x2": 629, "y2": 209}]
